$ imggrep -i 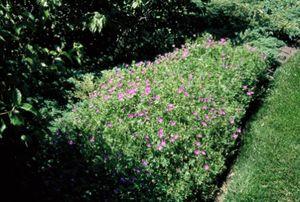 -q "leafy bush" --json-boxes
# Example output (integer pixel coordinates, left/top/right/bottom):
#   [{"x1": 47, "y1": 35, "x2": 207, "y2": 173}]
[
  {"x1": 206, "y1": 0, "x2": 300, "y2": 41},
  {"x1": 42, "y1": 36, "x2": 268, "y2": 201}
]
